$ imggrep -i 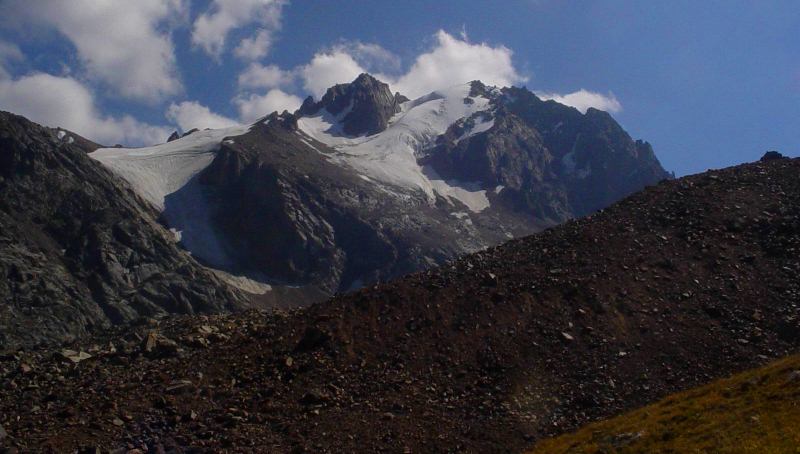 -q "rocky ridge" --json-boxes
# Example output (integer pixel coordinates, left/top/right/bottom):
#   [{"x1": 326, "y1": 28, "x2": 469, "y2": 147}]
[
  {"x1": 0, "y1": 112, "x2": 246, "y2": 350},
  {"x1": 0, "y1": 155, "x2": 797, "y2": 452}
]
